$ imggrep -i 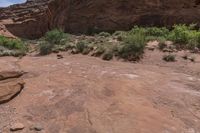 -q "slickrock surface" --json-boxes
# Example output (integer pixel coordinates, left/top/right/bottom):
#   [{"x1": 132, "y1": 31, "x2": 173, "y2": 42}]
[
  {"x1": 0, "y1": 51, "x2": 200, "y2": 132},
  {"x1": 0, "y1": 0, "x2": 200, "y2": 38},
  {"x1": 0, "y1": 71, "x2": 24, "y2": 104}
]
